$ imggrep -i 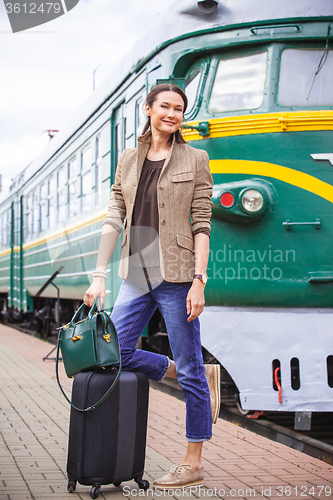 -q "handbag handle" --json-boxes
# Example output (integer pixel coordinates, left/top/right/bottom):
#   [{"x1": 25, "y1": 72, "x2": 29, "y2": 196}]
[
  {"x1": 88, "y1": 297, "x2": 102, "y2": 317},
  {"x1": 56, "y1": 308, "x2": 122, "y2": 412},
  {"x1": 70, "y1": 298, "x2": 102, "y2": 328}
]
